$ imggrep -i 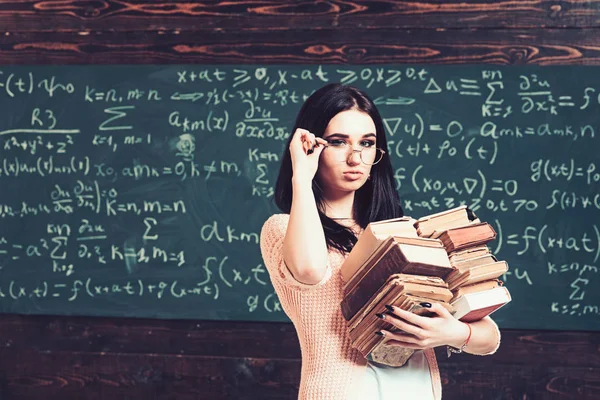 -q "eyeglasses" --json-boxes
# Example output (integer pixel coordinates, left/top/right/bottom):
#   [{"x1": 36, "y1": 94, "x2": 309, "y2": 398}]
[{"x1": 323, "y1": 141, "x2": 386, "y2": 166}]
